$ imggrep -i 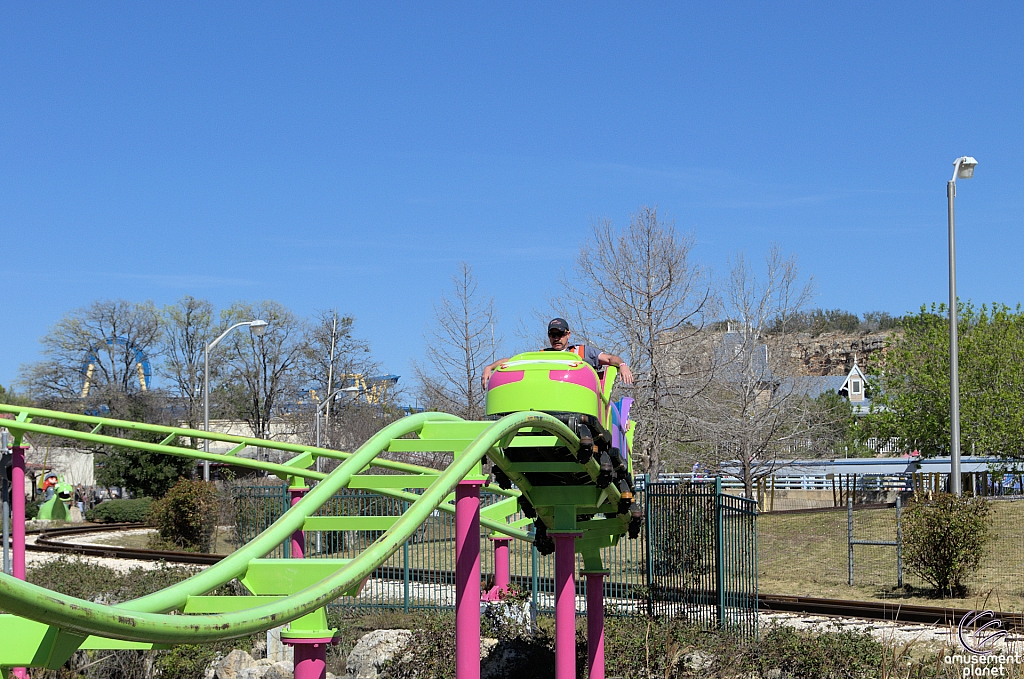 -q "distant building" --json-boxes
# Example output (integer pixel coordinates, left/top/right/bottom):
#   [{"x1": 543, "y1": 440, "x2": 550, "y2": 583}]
[{"x1": 788, "y1": 358, "x2": 873, "y2": 415}]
